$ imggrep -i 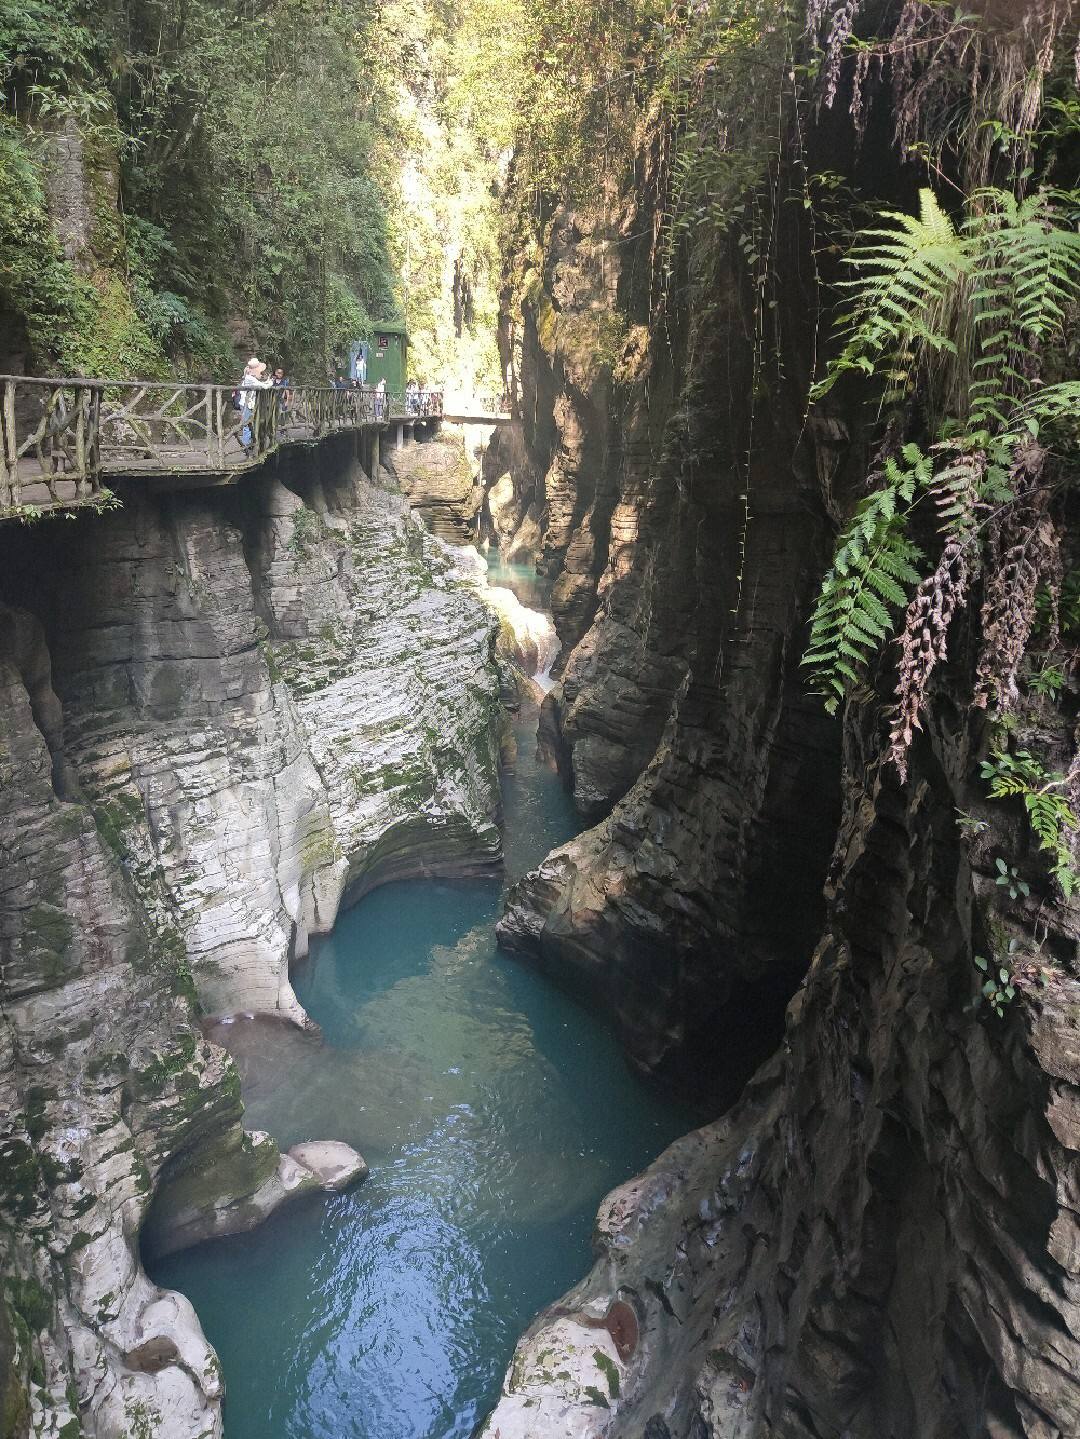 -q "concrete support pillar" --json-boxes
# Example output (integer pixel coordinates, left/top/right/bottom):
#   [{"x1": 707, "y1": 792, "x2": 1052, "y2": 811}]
[
  {"x1": 371, "y1": 429, "x2": 381, "y2": 475},
  {"x1": 395, "y1": 422, "x2": 404, "y2": 450}
]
